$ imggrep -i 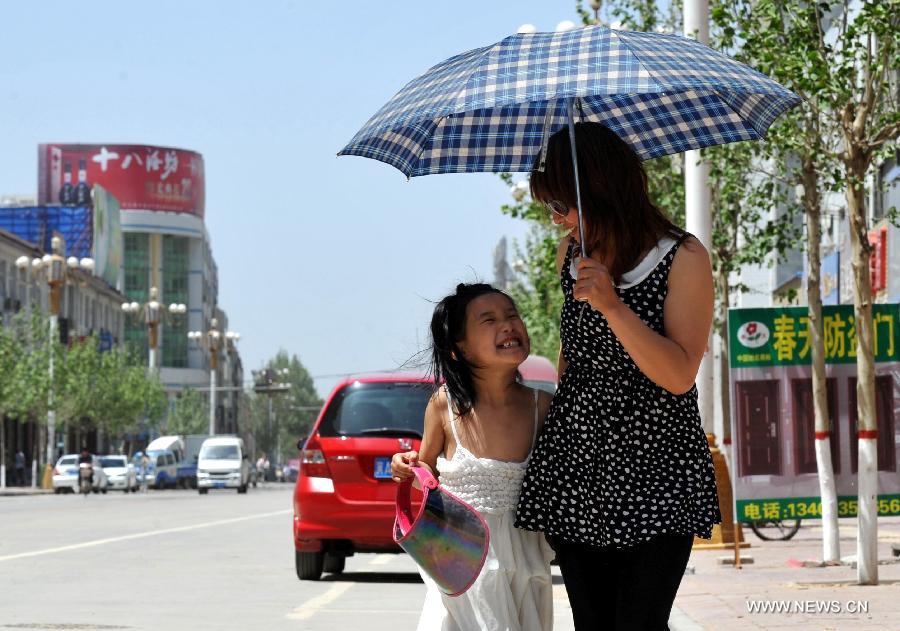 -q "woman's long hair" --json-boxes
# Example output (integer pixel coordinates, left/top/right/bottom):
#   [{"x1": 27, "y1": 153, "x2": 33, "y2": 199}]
[
  {"x1": 530, "y1": 122, "x2": 682, "y2": 281},
  {"x1": 428, "y1": 283, "x2": 519, "y2": 418}
]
